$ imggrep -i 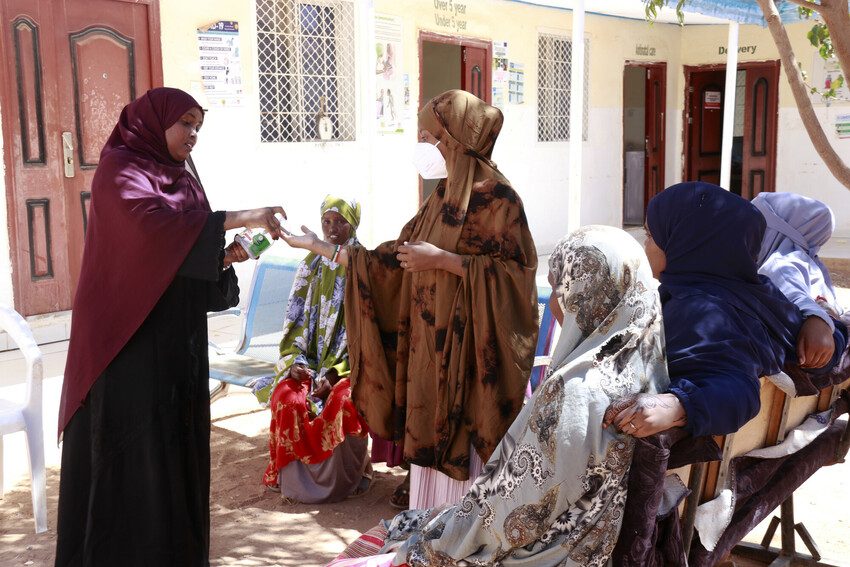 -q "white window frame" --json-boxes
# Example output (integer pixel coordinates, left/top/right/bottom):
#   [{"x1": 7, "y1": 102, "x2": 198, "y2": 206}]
[
  {"x1": 256, "y1": 0, "x2": 357, "y2": 143},
  {"x1": 537, "y1": 31, "x2": 589, "y2": 142}
]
